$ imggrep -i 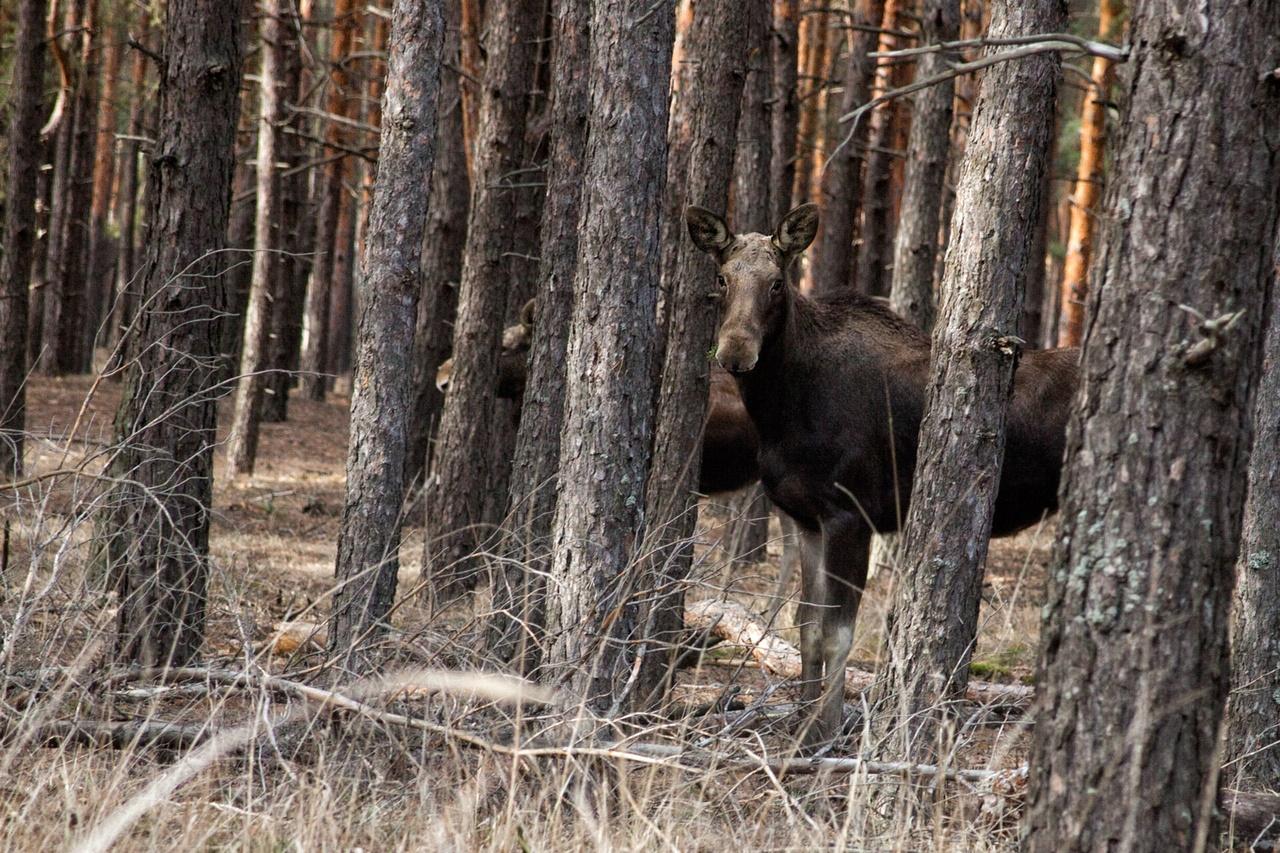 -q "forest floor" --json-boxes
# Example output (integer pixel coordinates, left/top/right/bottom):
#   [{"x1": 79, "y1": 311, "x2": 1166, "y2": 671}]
[{"x1": 1, "y1": 375, "x2": 1058, "y2": 851}]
